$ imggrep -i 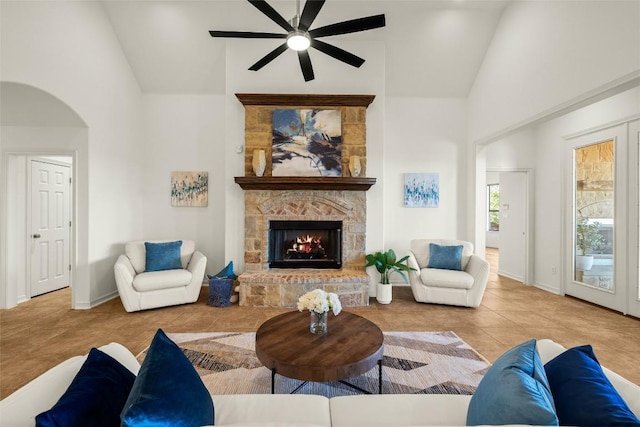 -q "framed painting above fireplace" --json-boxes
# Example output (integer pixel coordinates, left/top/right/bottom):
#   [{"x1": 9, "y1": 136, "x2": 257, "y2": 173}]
[{"x1": 272, "y1": 109, "x2": 342, "y2": 177}]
